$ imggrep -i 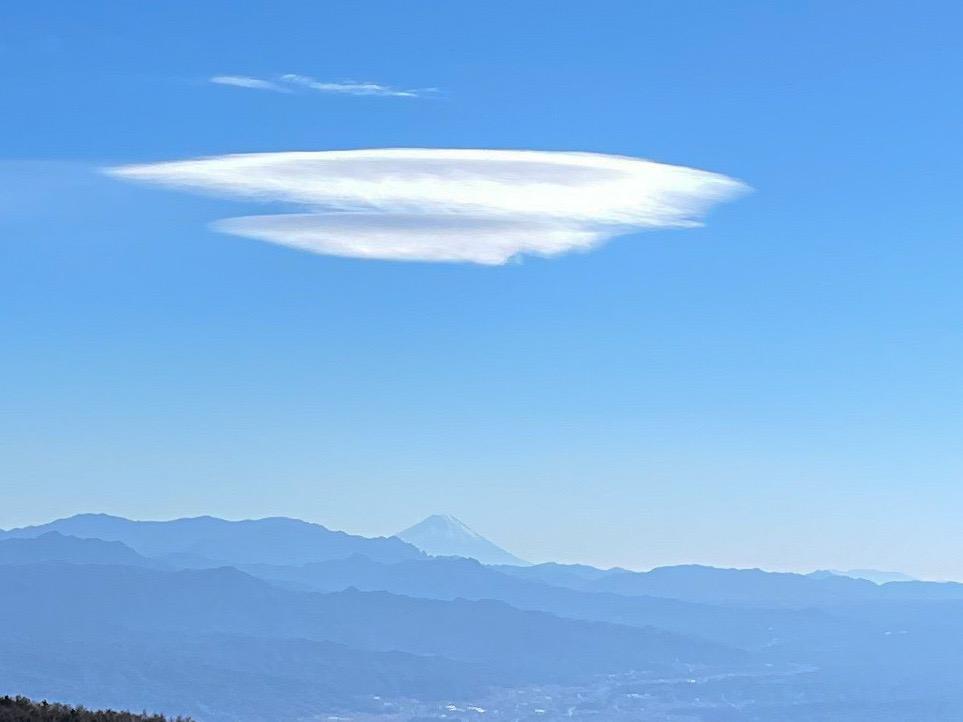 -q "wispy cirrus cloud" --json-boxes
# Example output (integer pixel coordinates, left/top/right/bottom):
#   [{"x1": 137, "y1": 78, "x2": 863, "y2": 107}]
[
  {"x1": 278, "y1": 74, "x2": 432, "y2": 97},
  {"x1": 107, "y1": 149, "x2": 748, "y2": 265},
  {"x1": 209, "y1": 73, "x2": 433, "y2": 98},
  {"x1": 210, "y1": 75, "x2": 291, "y2": 93}
]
